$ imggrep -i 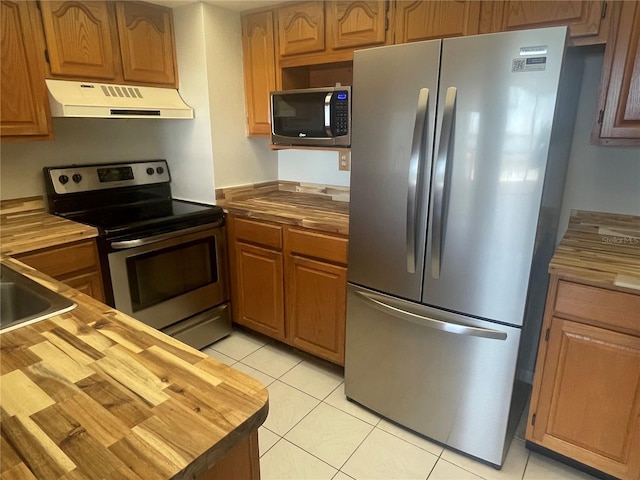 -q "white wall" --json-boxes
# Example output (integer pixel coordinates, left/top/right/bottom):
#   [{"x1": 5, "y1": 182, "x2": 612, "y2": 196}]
[
  {"x1": 558, "y1": 52, "x2": 640, "y2": 237},
  {"x1": 278, "y1": 149, "x2": 351, "y2": 186},
  {"x1": 162, "y1": 2, "x2": 277, "y2": 203},
  {"x1": 0, "y1": 118, "x2": 167, "y2": 199}
]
